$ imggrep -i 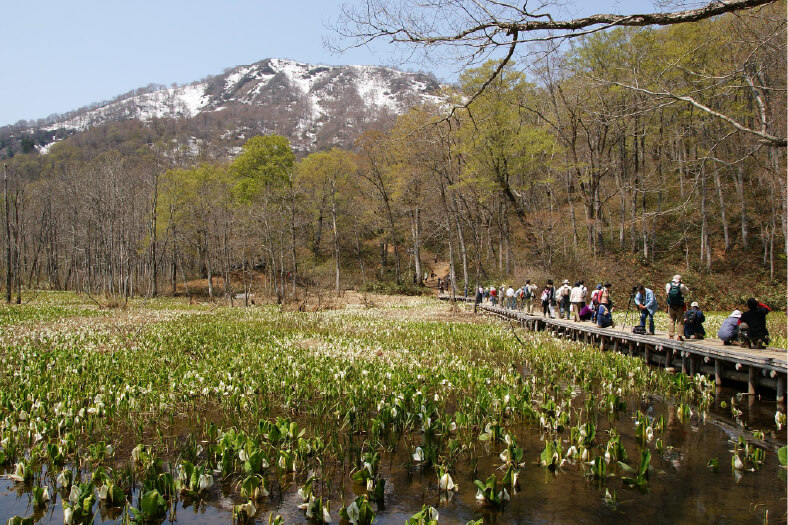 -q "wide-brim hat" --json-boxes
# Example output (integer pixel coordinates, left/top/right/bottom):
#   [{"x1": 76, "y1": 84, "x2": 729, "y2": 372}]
[
  {"x1": 731, "y1": 310, "x2": 742, "y2": 318},
  {"x1": 563, "y1": 279, "x2": 569, "y2": 285},
  {"x1": 690, "y1": 301, "x2": 699, "y2": 308}
]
